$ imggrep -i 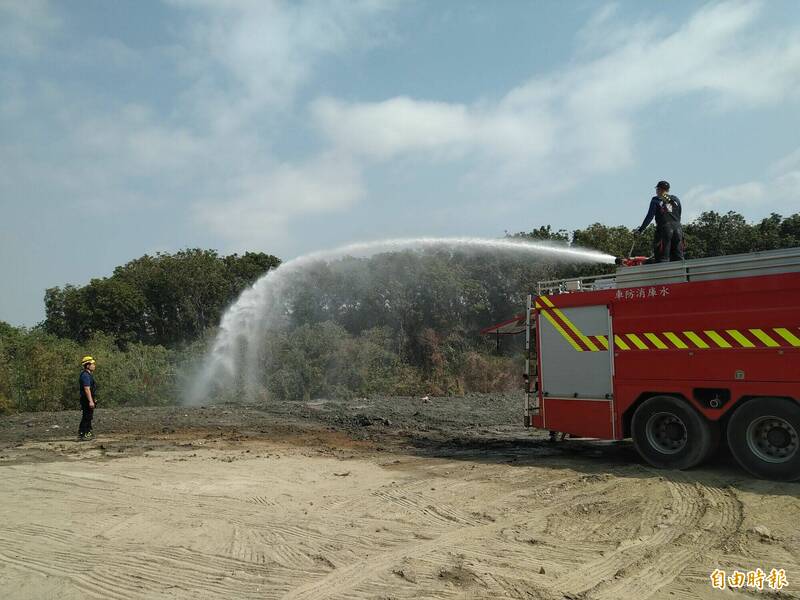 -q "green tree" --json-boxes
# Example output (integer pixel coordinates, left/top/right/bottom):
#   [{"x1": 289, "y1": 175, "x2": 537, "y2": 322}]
[
  {"x1": 507, "y1": 225, "x2": 570, "y2": 242},
  {"x1": 44, "y1": 249, "x2": 280, "y2": 347},
  {"x1": 0, "y1": 329, "x2": 80, "y2": 411},
  {"x1": 779, "y1": 214, "x2": 800, "y2": 246},
  {"x1": 682, "y1": 211, "x2": 757, "y2": 258},
  {"x1": 84, "y1": 333, "x2": 177, "y2": 407},
  {"x1": 266, "y1": 322, "x2": 423, "y2": 401},
  {"x1": 0, "y1": 322, "x2": 18, "y2": 413},
  {"x1": 572, "y1": 223, "x2": 650, "y2": 259}
]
